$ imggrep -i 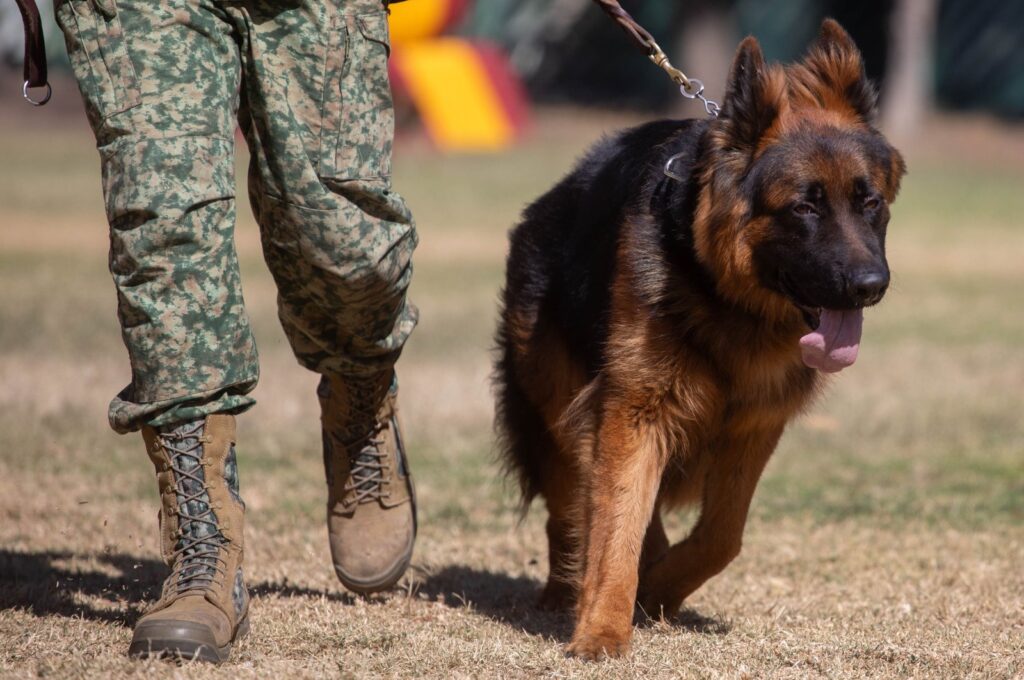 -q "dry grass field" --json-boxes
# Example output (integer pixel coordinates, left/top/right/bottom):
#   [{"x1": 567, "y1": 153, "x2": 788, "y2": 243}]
[{"x1": 1, "y1": 81, "x2": 1022, "y2": 678}]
